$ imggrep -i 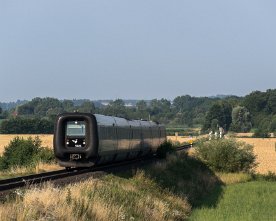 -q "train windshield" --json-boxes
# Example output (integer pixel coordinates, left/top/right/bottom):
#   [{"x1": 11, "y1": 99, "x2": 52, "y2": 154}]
[{"x1": 66, "y1": 121, "x2": 86, "y2": 137}]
